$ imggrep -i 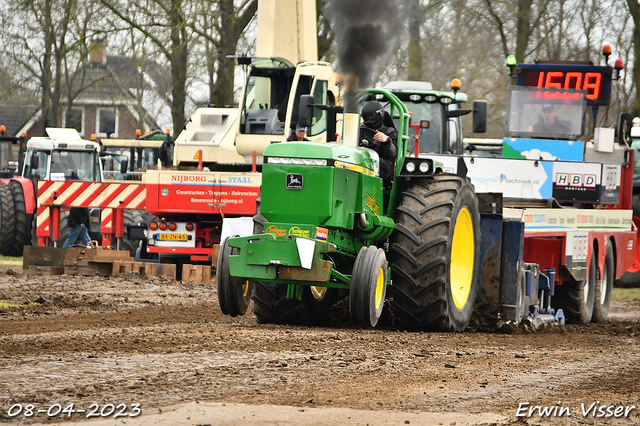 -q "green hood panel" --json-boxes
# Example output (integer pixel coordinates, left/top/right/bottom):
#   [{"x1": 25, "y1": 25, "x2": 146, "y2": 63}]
[{"x1": 264, "y1": 142, "x2": 376, "y2": 171}]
